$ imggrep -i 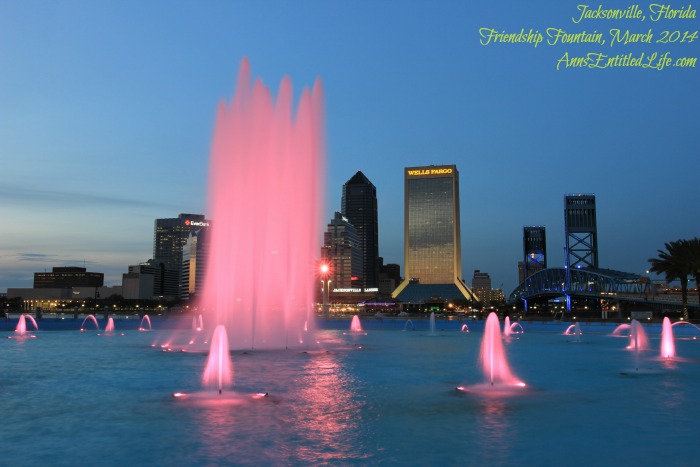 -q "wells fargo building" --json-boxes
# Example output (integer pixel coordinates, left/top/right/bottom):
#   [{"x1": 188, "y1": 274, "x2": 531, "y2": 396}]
[{"x1": 392, "y1": 165, "x2": 477, "y2": 306}]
